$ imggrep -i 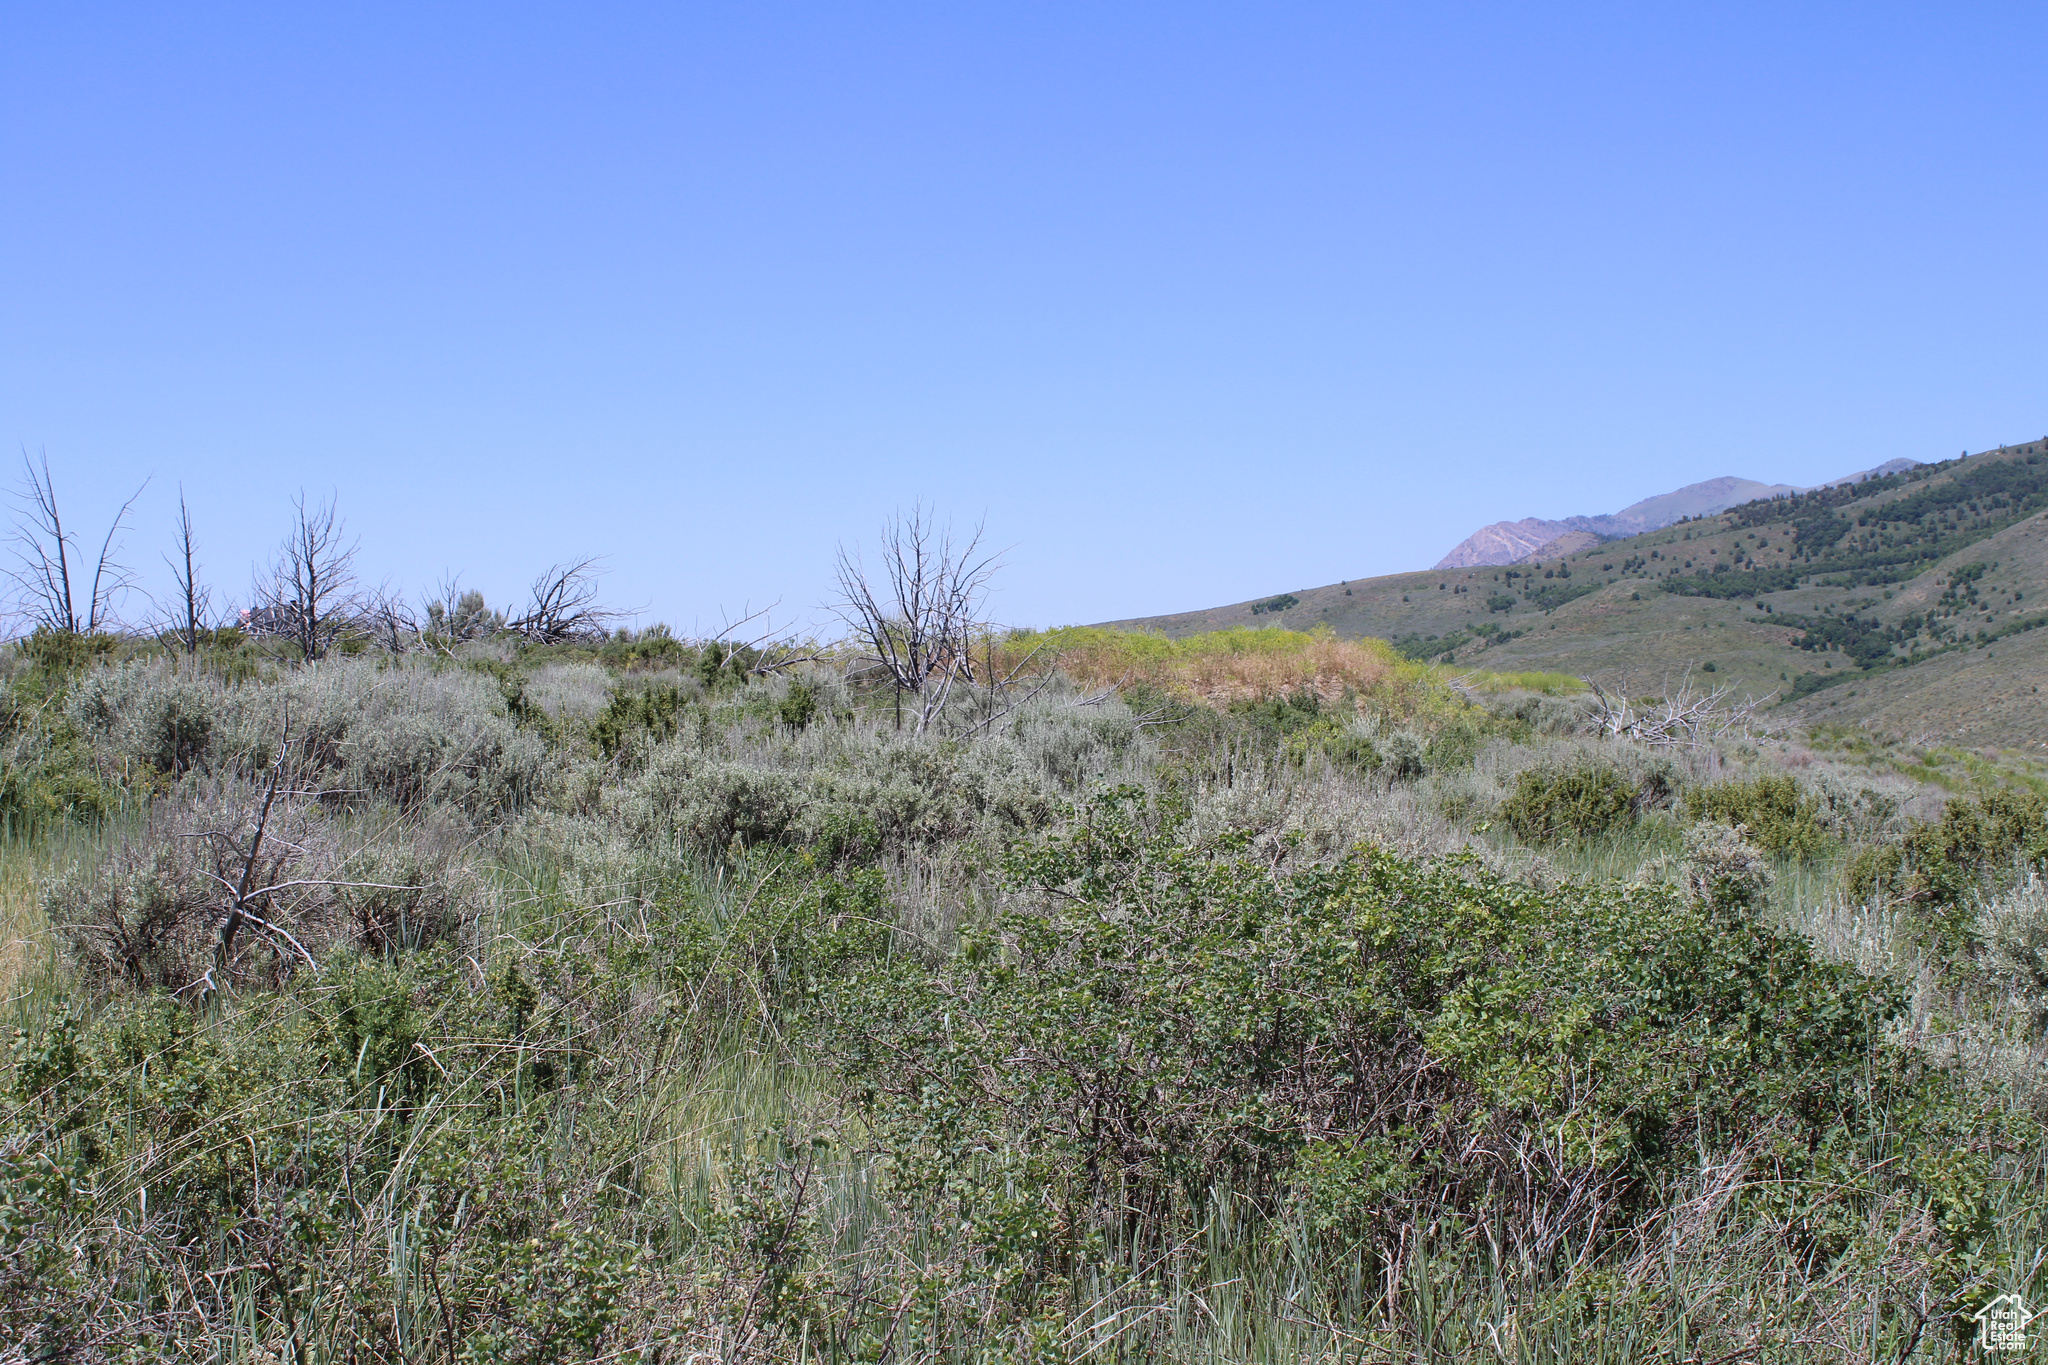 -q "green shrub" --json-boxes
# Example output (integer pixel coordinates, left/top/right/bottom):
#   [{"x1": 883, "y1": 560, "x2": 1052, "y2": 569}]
[
  {"x1": 1843, "y1": 841, "x2": 1905, "y2": 903},
  {"x1": 1228, "y1": 689, "x2": 1327, "y2": 737},
  {"x1": 1499, "y1": 763, "x2": 1662, "y2": 842},
  {"x1": 1846, "y1": 789, "x2": 2048, "y2": 909},
  {"x1": 814, "y1": 792, "x2": 1987, "y2": 1294},
  {"x1": 593, "y1": 681, "x2": 693, "y2": 757},
  {"x1": 0, "y1": 749, "x2": 111, "y2": 832},
  {"x1": 1680, "y1": 820, "x2": 1773, "y2": 913},
  {"x1": 18, "y1": 628, "x2": 117, "y2": 675},
  {"x1": 2, "y1": 951, "x2": 645, "y2": 1361},
  {"x1": 1686, "y1": 774, "x2": 1835, "y2": 860},
  {"x1": 777, "y1": 678, "x2": 818, "y2": 732},
  {"x1": 616, "y1": 732, "x2": 1060, "y2": 862}
]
